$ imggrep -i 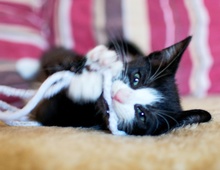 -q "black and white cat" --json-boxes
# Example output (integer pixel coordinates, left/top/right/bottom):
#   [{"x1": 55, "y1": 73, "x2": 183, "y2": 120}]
[{"x1": 32, "y1": 36, "x2": 211, "y2": 136}]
